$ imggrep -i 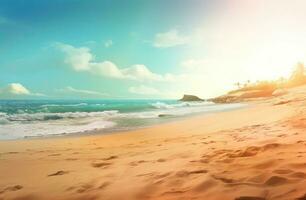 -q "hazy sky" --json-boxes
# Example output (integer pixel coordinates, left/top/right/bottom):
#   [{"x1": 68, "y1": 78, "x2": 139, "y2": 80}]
[{"x1": 1, "y1": 0, "x2": 306, "y2": 99}]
